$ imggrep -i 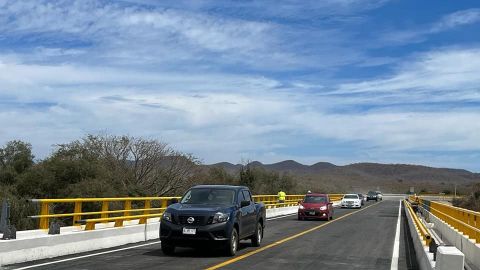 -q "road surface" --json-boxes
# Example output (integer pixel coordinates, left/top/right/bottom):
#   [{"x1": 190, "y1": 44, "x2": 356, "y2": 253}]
[{"x1": 7, "y1": 199, "x2": 418, "y2": 270}]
